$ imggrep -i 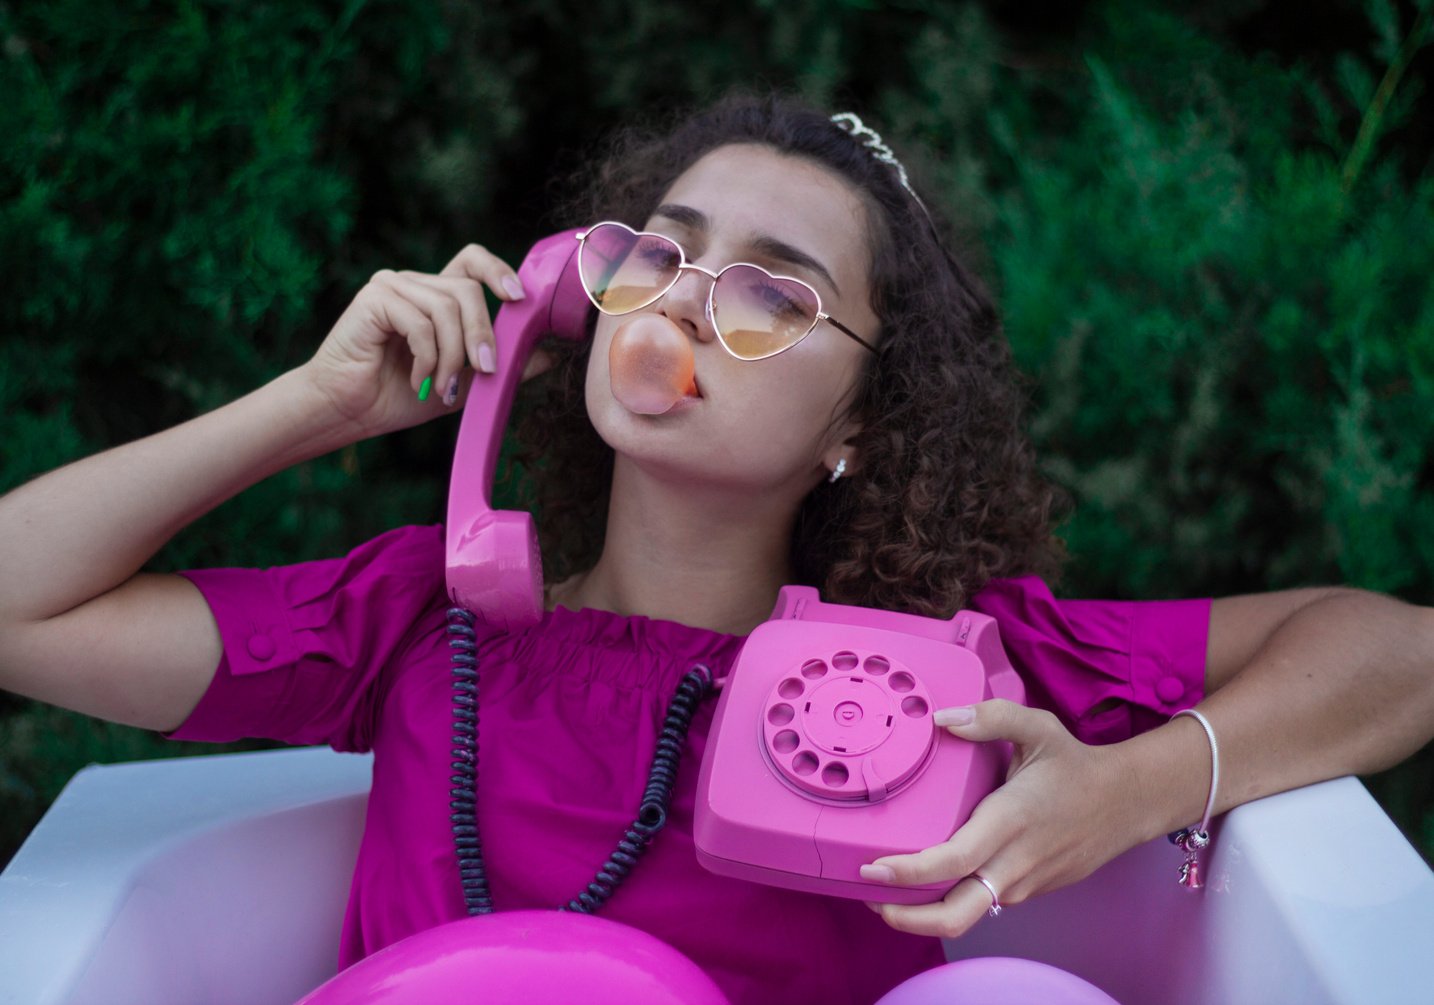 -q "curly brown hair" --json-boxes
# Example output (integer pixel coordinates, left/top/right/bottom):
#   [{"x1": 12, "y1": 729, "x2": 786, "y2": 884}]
[{"x1": 512, "y1": 87, "x2": 1065, "y2": 618}]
